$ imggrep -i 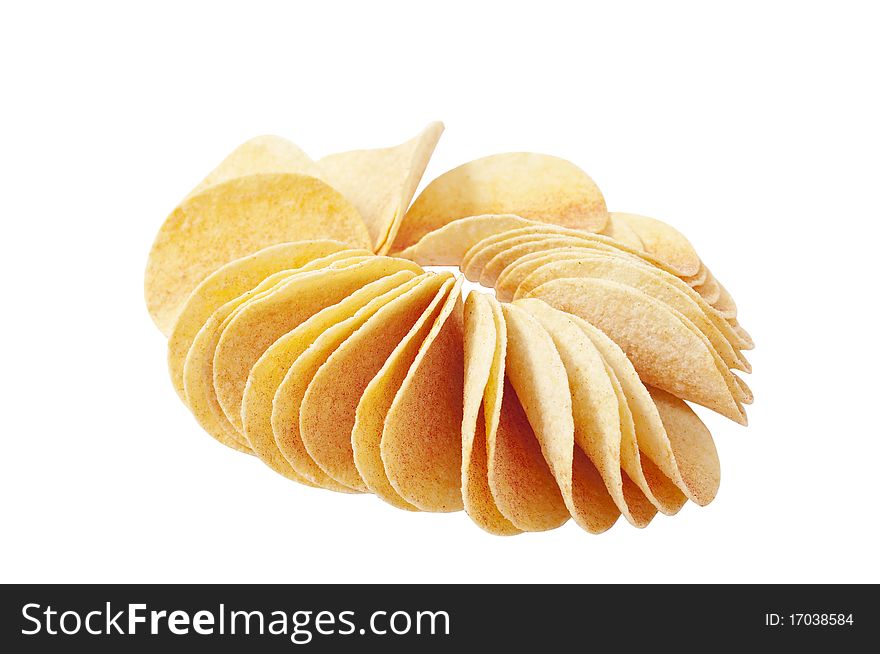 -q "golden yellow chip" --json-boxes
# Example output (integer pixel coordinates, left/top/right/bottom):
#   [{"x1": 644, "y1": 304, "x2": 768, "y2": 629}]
[
  {"x1": 495, "y1": 248, "x2": 606, "y2": 301},
  {"x1": 683, "y1": 262, "x2": 708, "y2": 287},
  {"x1": 300, "y1": 273, "x2": 447, "y2": 491},
  {"x1": 186, "y1": 135, "x2": 326, "y2": 200},
  {"x1": 522, "y1": 300, "x2": 662, "y2": 524},
  {"x1": 502, "y1": 303, "x2": 620, "y2": 533},
  {"x1": 599, "y1": 213, "x2": 644, "y2": 249},
  {"x1": 168, "y1": 241, "x2": 361, "y2": 401},
  {"x1": 381, "y1": 277, "x2": 466, "y2": 512},
  {"x1": 514, "y1": 255, "x2": 751, "y2": 372},
  {"x1": 694, "y1": 272, "x2": 721, "y2": 304},
  {"x1": 145, "y1": 172, "x2": 372, "y2": 334},
  {"x1": 527, "y1": 277, "x2": 746, "y2": 423},
  {"x1": 182, "y1": 270, "x2": 301, "y2": 453},
  {"x1": 713, "y1": 280, "x2": 738, "y2": 318},
  {"x1": 521, "y1": 299, "x2": 699, "y2": 510},
  {"x1": 464, "y1": 235, "x2": 624, "y2": 285},
  {"x1": 241, "y1": 270, "x2": 418, "y2": 485},
  {"x1": 213, "y1": 257, "x2": 422, "y2": 433},
  {"x1": 488, "y1": 378, "x2": 569, "y2": 532},
  {"x1": 319, "y1": 122, "x2": 444, "y2": 253},
  {"x1": 456, "y1": 223, "x2": 685, "y2": 284},
  {"x1": 510, "y1": 248, "x2": 751, "y2": 352},
  {"x1": 612, "y1": 212, "x2": 701, "y2": 277},
  {"x1": 460, "y1": 292, "x2": 521, "y2": 535},
  {"x1": 393, "y1": 153, "x2": 608, "y2": 252},
  {"x1": 181, "y1": 252, "x2": 374, "y2": 453},
  {"x1": 396, "y1": 214, "x2": 534, "y2": 265},
  {"x1": 648, "y1": 386, "x2": 721, "y2": 506},
  {"x1": 352, "y1": 276, "x2": 455, "y2": 509}
]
